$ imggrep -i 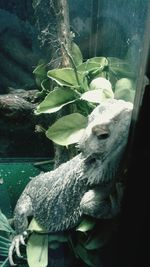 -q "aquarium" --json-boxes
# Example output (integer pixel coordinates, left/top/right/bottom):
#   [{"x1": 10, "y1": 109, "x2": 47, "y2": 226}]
[{"x1": 0, "y1": 1, "x2": 150, "y2": 267}]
